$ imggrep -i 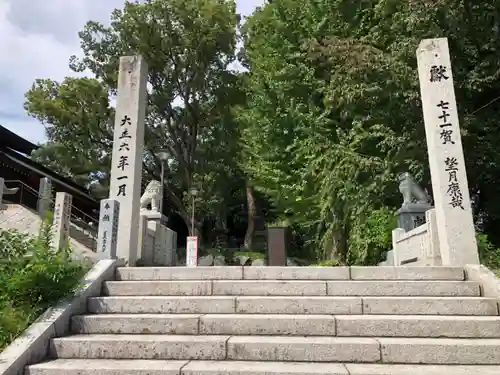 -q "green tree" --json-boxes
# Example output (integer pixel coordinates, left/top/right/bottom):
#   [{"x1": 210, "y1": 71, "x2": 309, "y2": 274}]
[
  {"x1": 26, "y1": 77, "x2": 114, "y2": 198},
  {"x1": 240, "y1": 0, "x2": 500, "y2": 262},
  {"x1": 240, "y1": 0, "x2": 423, "y2": 262},
  {"x1": 25, "y1": 0, "x2": 243, "y2": 237}
]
